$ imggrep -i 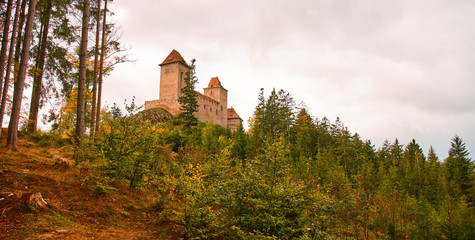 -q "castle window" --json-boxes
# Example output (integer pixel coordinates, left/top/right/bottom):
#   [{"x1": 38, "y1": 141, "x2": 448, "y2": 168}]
[
  {"x1": 204, "y1": 105, "x2": 206, "y2": 109},
  {"x1": 216, "y1": 110, "x2": 218, "y2": 115},
  {"x1": 210, "y1": 108, "x2": 212, "y2": 112},
  {"x1": 221, "y1": 106, "x2": 223, "y2": 110}
]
